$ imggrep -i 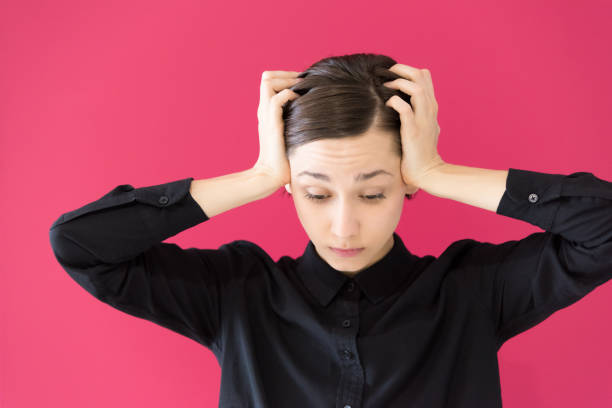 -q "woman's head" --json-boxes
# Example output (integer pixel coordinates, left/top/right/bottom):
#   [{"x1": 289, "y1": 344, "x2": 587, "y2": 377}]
[{"x1": 280, "y1": 53, "x2": 416, "y2": 276}]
